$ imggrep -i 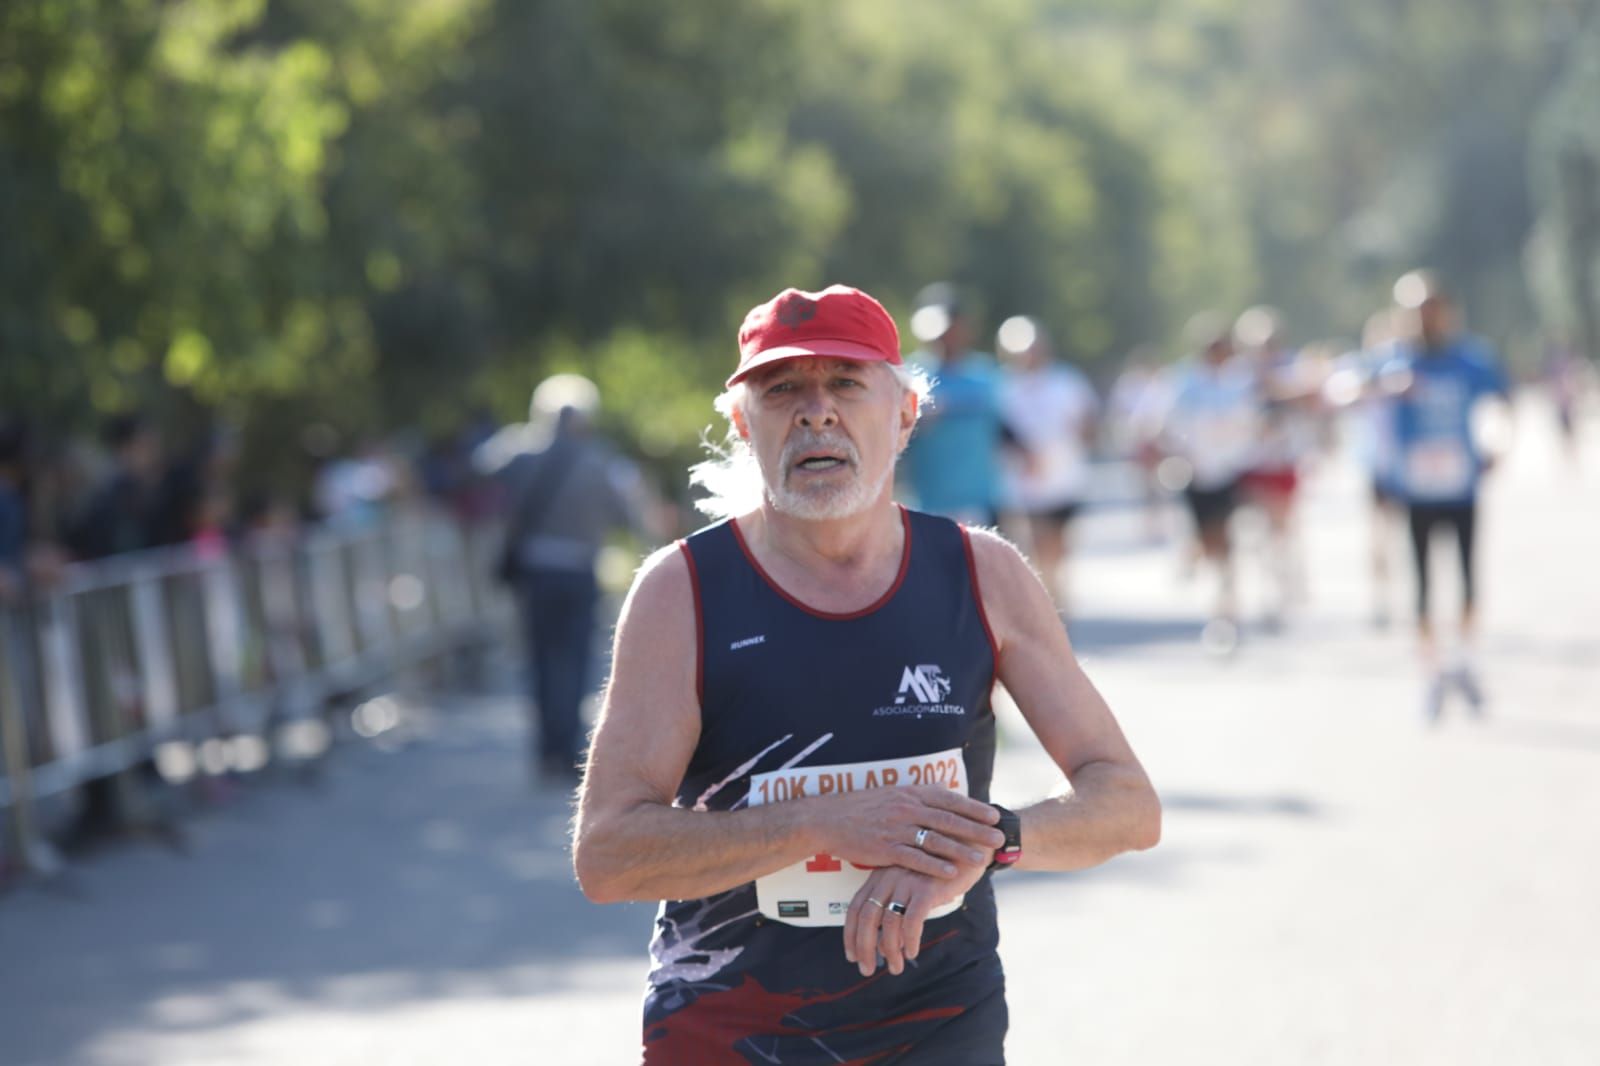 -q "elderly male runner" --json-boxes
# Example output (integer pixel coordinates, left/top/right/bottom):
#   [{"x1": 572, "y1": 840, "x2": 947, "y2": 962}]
[{"x1": 574, "y1": 284, "x2": 1160, "y2": 1064}]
